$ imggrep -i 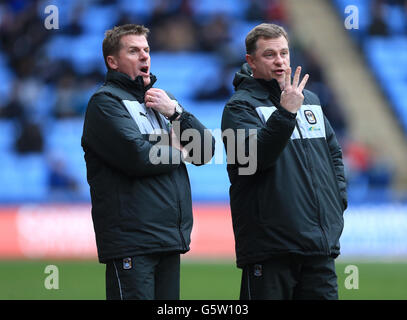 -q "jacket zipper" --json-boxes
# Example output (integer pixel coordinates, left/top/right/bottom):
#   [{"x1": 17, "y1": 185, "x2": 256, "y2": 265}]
[
  {"x1": 168, "y1": 132, "x2": 188, "y2": 251},
  {"x1": 170, "y1": 174, "x2": 187, "y2": 251},
  {"x1": 150, "y1": 105, "x2": 187, "y2": 251},
  {"x1": 295, "y1": 121, "x2": 330, "y2": 255},
  {"x1": 177, "y1": 198, "x2": 187, "y2": 250}
]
